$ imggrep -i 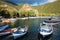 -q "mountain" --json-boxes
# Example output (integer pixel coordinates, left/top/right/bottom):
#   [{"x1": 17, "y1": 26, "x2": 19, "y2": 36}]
[
  {"x1": 0, "y1": 1, "x2": 18, "y2": 17},
  {"x1": 0, "y1": 0, "x2": 60, "y2": 16},
  {"x1": 33, "y1": 0, "x2": 60, "y2": 16},
  {"x1": 19, "y1": 4, "x2": 33, "y2": 11},
  {"x1": 0, "y1": 0, "x2": 18, "y2": 11},
  {"x1": 0, "y1": 0, "x2": 16, "y2": 7},
  {"x1": 17, "y1": 4, "x2": 39, "y2": 17}
]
